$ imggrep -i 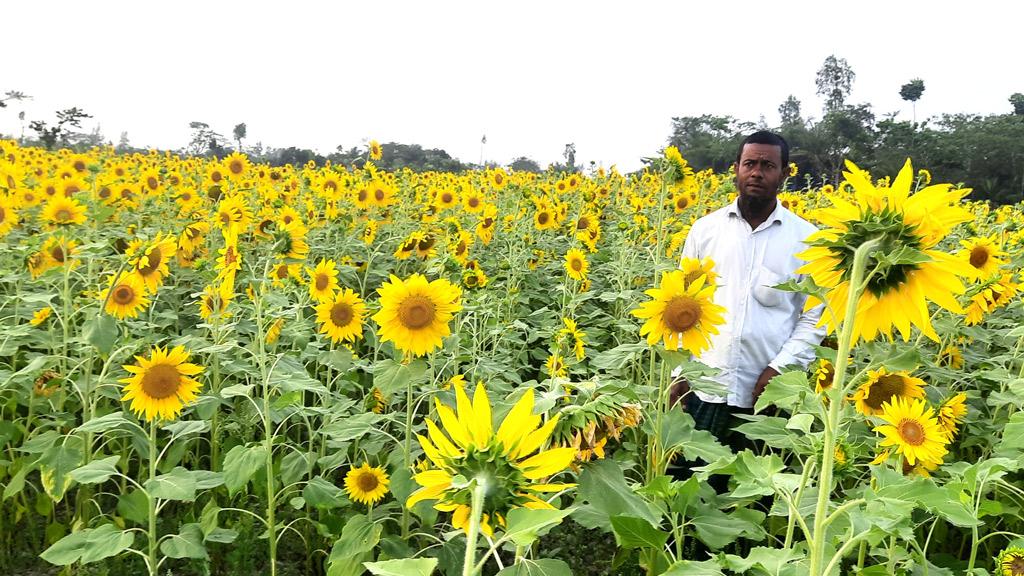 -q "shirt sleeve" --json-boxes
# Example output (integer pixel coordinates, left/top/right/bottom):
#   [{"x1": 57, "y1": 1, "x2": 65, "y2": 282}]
[
  {"x1": 768, "y1": 292, "x2": 827, "y2": 372},
  {"x1": 681, "y1": 221, "x2": 700, "y2": 261}
]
